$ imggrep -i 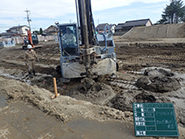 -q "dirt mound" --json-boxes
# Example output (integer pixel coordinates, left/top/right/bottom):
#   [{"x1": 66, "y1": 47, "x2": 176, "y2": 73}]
[
  {"x1": 111, "y1": 90, "x2": 157, "y2": 112},
  {"x1": 111, "y1": 88, "x2": 185, "y2": 127},
  {"x1": 134, "y1": 92, "x2": 156, "y2": 103},
  {"x1": 136, "y1": 68, "x2": 181, "y2": 92},
  {"x1": 121, "y1": 23, "x2": 185, "y2": 39},
  {"x1": 68, "y1": 78, "x2": 115, "y2": 105},
  {"x1": 0, "y1": 77, "x2": 133, "y2": 123},
  {"x1": 137, "y1": 77, "x2": 180, "y2": 92}
]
